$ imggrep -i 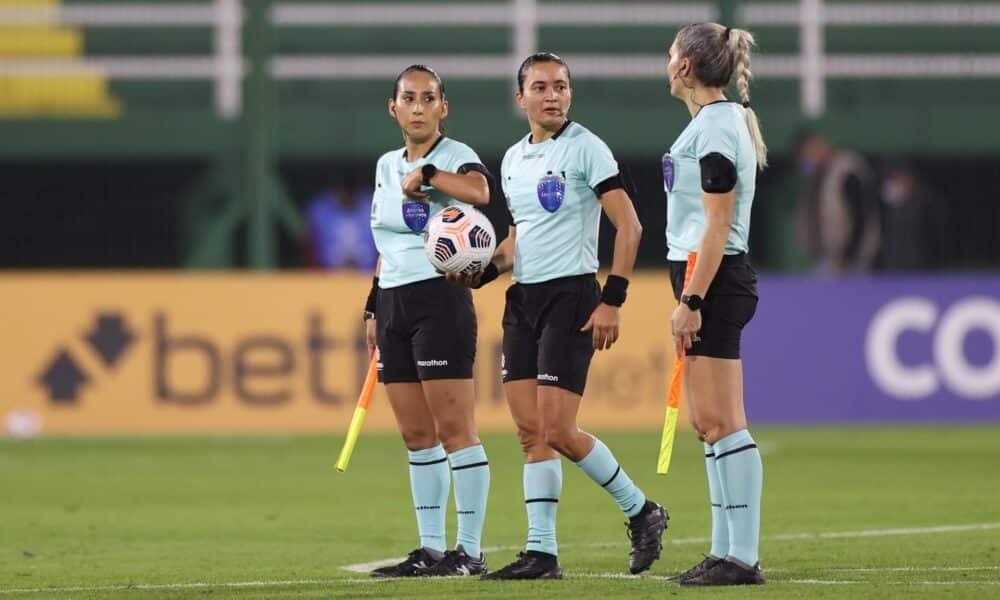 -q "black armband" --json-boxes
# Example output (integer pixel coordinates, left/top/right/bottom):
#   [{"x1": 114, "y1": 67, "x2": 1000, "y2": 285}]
[
  {"x1": 364, "y1": 276, "x2": 379, "y2": 316},
  {"x1": 601, "y1": 274, "x2": 629, "y2": 306},
  {"x1": 456, "y1": 162, "x2": 493, "y2": 180},
  {"x1": 593, "y1": 173, "x2": 625, "y2": 197},
  {"x1": 472, "y1": 263, "x2": 500, "y2": 289},
  {"x1": 699, "y1": 152, "x2": 738, "y2": 193}
]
